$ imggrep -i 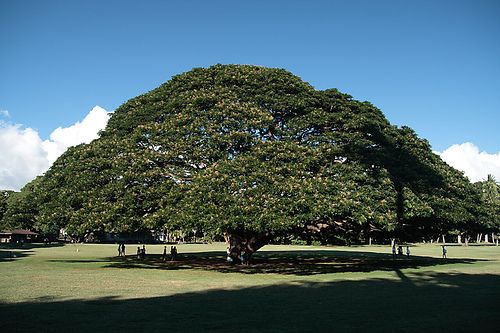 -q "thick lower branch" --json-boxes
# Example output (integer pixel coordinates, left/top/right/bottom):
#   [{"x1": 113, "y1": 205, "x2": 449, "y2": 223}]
[{"x1": 224, "y1": 232, "x2": 270, "y2": 263}]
